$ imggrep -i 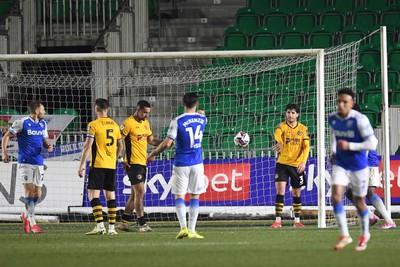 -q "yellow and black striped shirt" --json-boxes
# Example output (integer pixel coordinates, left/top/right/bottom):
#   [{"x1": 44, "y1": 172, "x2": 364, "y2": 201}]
[
  {"x1": 120, "y1": 115, "x2": 153, "y2": 166},
  {"x1": 274, "y1": 121, "x2": 310, "y2": 167},
  {"x1": 87, "y1": 117, "x2": 121, "y2": 169}
]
